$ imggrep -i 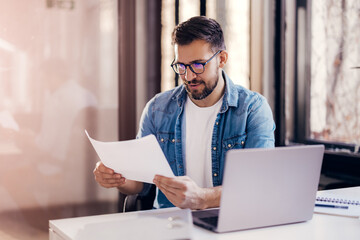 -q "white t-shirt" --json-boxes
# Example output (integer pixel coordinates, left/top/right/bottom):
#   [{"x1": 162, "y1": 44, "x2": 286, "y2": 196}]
[{"x1": 183, "y1": 96, "x2": 223, "y2": 188}]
